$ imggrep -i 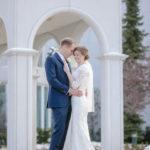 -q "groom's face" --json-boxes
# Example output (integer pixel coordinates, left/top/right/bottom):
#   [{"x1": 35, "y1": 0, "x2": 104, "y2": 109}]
[{"x1": 64, "y1": 43, "x2": 76, "y2": 58}]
